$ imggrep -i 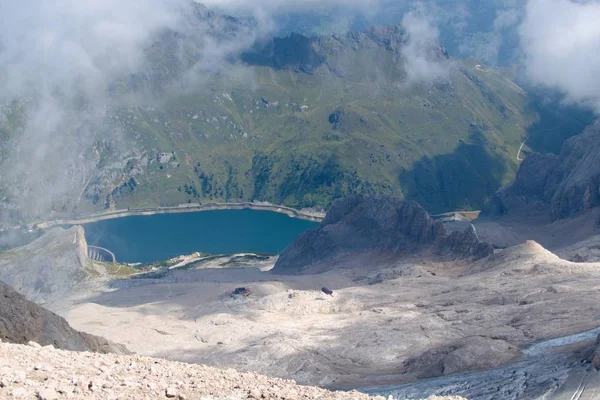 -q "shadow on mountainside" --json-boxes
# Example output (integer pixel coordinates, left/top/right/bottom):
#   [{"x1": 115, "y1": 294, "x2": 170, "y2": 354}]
[
  {"x1": 523, "y1": 94, "x2": 595, "y2": 156},
  {"x1": 250, "y1": 152, "x2": 392, "y2": 209},
  {"x1": 399, "y1": 132, "x2": 510, "y2": 214},
  {"x1": 241, "y1": 33, "x2": 325, "y2": 72}
]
